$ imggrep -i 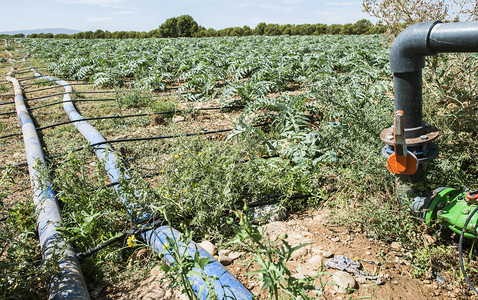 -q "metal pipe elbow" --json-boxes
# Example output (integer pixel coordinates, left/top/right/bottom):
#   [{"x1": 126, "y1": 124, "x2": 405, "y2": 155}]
[{"x1": 390, "y1": 21, "x2": 441, "y2": 73}]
